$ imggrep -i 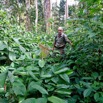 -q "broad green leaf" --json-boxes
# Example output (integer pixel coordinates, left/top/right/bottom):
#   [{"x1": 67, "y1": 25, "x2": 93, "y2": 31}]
[
  {"x1": 0, "y1": 72, "x2": 8, "y2": 88},
  {"x1": 26, "y1": 66, "x2": 39, "y2": 71},
  {"x1": 13, "y1": 38, "x2": 26, "y2": 53},
  {"x1": 0, "y1": 88, "x2": 5, "y2": 93},
  {"x1": 54, "y1": 67, "x2": 72, "y2": 75},
  {"x1": 60, "y1": 74, "x2": 70, "y2": 83},
  {"x1": 48, "y1": 96, "x2": 66, "y2": 103},
  {"x1": 18, "y1": 55, "x2": 25, "y2": 60},
  {"x1": 99, "y1": 97, "x2": 103, "y2": 102},
  {"x1": 9, "y1": 52, "x2": 16, "y2": 61},
  {"x1": 94, "y1": 93, "x2": 99, "y2": 102},
  {"x1": 92, "y1": 72, "x2": 99, "y2": 79},
  {"x1": 55, "y1": 89, "x2": 71, "y2": 95},
  {"x1": 28, "y1": 71, "x2": 39, "y2": 81},
  {"x1": 38, "y1": 59, "x2": 45, "y2": 68},
  {"x1": 83, "y1": 88, "x2": 92, "y2": 98},
  {"x1": 18, "y1": 97, "x2": 25, "y2": 103},
  {"x1": 21, "y1": 98, "x2": 36, "y2": 103},
  {"x1": 35, "y1": 98, "x2": 47, "y2": 103},
  {"x1": 12, "y1": 80, "x2": 26, "y2": 96},
  {"x1": 28, "y1": 82, "x2": 48, "y2": 94},
  {"x1": 13, "y1": 38, "x2": 20, "y2": 45},
  {"x1": 54, "y1": 68, "x2": 69, "y2": 74},
  {"x1": 14, "y1": 71, "x2": 28, "y2": 76},
  {"x1": 19, "y1": 46, "x2": 26, "y2": 53},
  {"x1": 82, "y1": 77, "x2": 93, "y2": 80},
  {"x1": 41, "y1": 74, "x2": 52, "y2": 78},
  {"x1": 8, "y1": 71, "x2": 14, "y2": 83},
  {"x1": 57, "y1": 84, "x2": 69, "y2": 89},
  {"x1": 68, "y1": 98, "x2": 76, "y2": 103},
  {"x1": 22, "y1": 98, "x2": 47, "y2": 103},
  {"x1": 67, "y1": 70, "x2": 73, "y2": 75},
  {"x1": 0, "y1": 41, "x2": 7, "y2": 50}
]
